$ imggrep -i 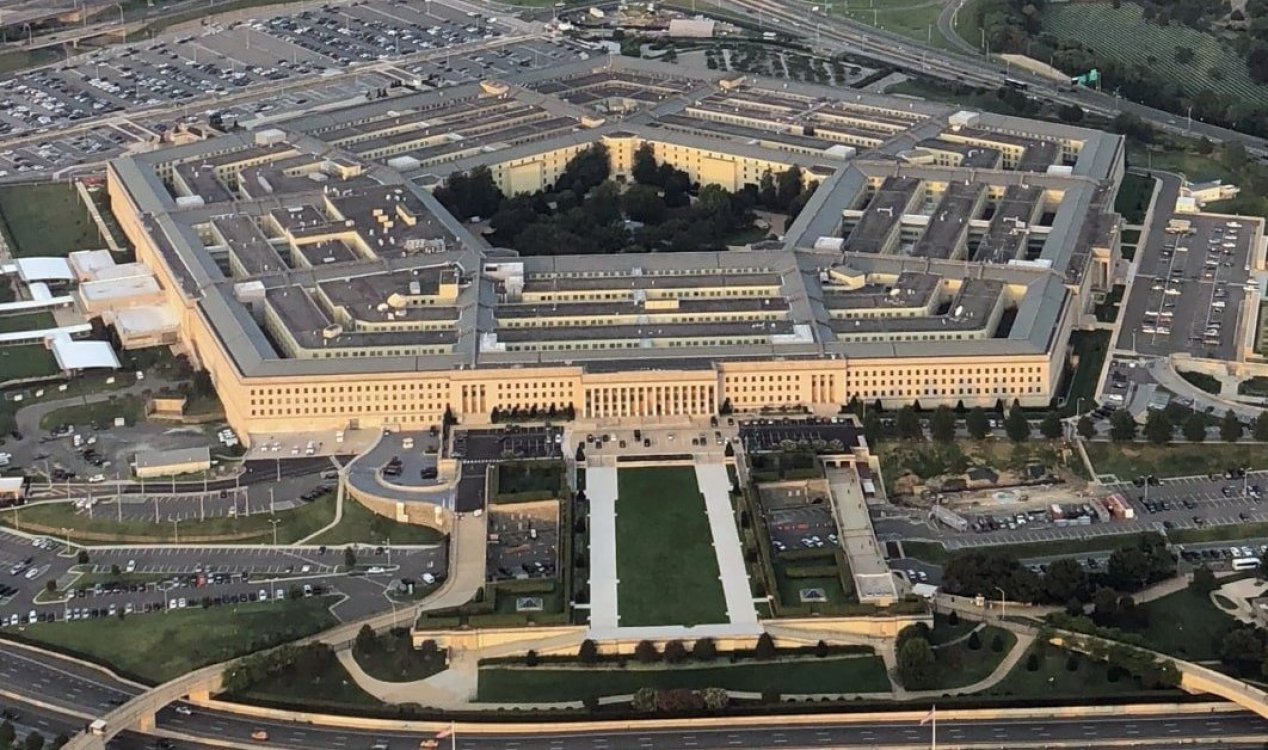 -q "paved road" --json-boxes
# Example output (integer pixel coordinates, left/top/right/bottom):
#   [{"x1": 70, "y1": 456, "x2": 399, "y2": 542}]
[{"x1": 732, "y1": 0, "x2": 1268, "y2": 156}]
